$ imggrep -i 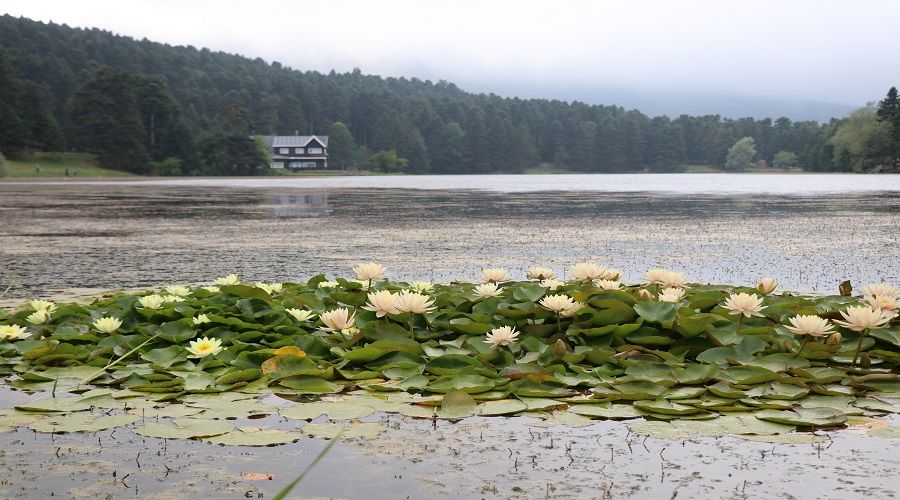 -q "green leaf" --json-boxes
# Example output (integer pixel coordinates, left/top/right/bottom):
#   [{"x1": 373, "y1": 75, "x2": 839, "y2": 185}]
[
  {"x1": 29, "y1": 413, "x2": 139, "y2": 434},
  {"x1": 134, "y1": 418, "x2": 235, "y2": 439},
  {"x1": 203, "y1": 427, "x2": 303, "y2": 446},
  {"x1": 755, "y1": 407, "x2": 848, "y2": 427},
  {"x1": 633, "y1": 301, "x2": 677, "y2": 323},
  {"x1": 279, "y1": 376, "x2": 342, "y2": 394},
  {"x1": 437, "y1": 389, "x2": 478, "y2": 419}
]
